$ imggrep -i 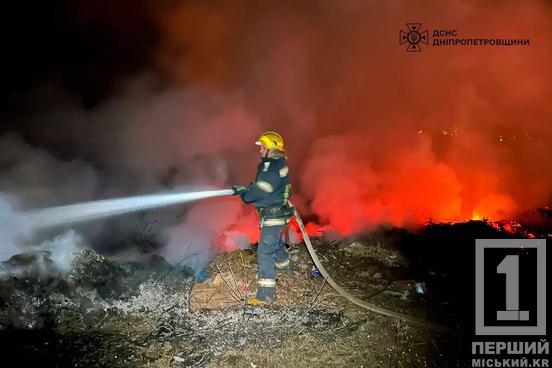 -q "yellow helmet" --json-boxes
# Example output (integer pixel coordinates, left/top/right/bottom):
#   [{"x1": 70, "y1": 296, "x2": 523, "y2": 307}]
[{"x1": 255, "y1": 131, "x2": 285, "y2": 151}]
